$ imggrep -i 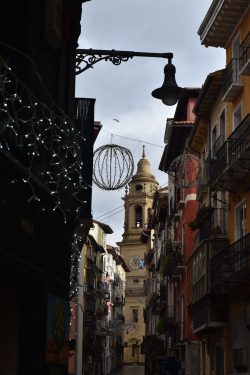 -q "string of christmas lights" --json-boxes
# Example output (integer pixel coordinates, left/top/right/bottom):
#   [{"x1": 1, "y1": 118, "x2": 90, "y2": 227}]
[
  {"x1": 0, "y1": 57, "x2": 89, "y2": 310},
  {"x1": 0, "y1": 60, "x2": 88, "y2": 223}
]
